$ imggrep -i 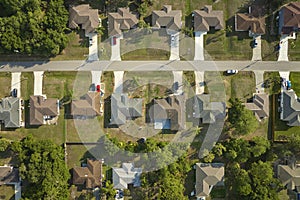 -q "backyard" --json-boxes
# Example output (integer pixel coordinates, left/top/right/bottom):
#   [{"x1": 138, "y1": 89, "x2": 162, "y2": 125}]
[{"x1": 0, "y1": 185, "x2": 15, "y2": 200}]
